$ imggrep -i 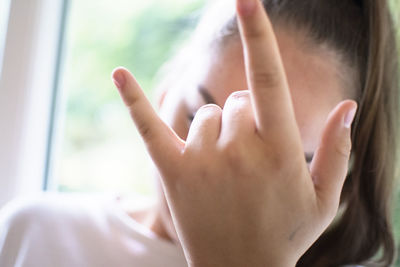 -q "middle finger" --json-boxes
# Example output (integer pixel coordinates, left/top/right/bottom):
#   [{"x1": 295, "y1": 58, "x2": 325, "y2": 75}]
[{"x1": 236, "y1": 0, "x2": 299, "y2": 141}]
